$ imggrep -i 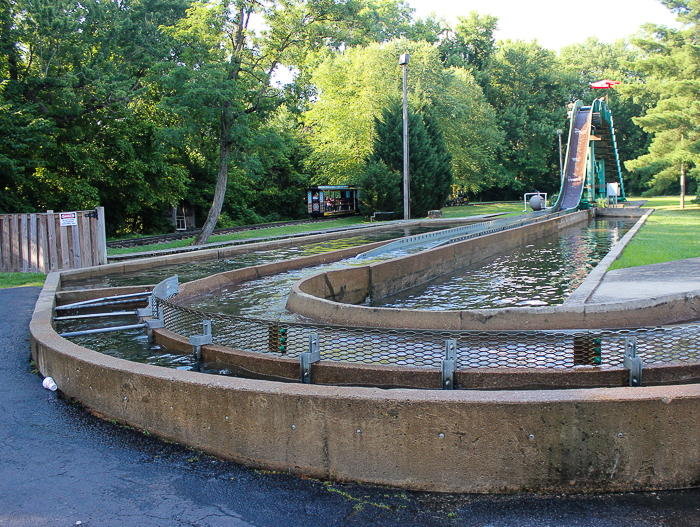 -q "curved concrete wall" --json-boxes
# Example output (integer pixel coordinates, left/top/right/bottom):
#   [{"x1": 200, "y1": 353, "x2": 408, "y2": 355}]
[
  {"x1": 27, "y1": 209, "x2": 700, "y2": 492},
  {"x1": 30, "y1": 273, "x2": 700, "y2": 492},
  {"x1": 153, "y1": 326, "x2": 700, "y2": 390},
  {"x1": 287, "y1": 209, "x2": 700, "y2": 330}
]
